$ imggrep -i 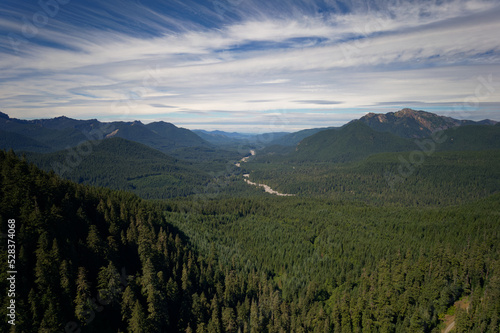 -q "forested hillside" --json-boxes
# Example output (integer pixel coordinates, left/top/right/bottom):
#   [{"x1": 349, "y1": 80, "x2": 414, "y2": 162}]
[
  {"x1": 293, "y1": 121, "x2": 417, "y2": 163},
  {"x1": 0, "y1": 150, "x2": 288, "y2": 332},
  {"x1": 24, "y1": 137, "x2": 260, "y2": 200},
  {"x1": 246, "y1": 119, "x2": 500, "y2": 205},
  {"x1": 358, "y1": 109, "x2": 497, "y2": 138},
  {"x1": 24, "y1": 137, "x2": 212, "y2": 199},
  {"x1": 246, "y1": 149, "x2": 500, "y2": 205},
  {"x1": 262, "y1": 120, "x2": 500, "y2": 165},
  {"x1": 0, "y1": 112, "x2": 212, "y2": 155},
  {"x1": 167, "y1": 195, "x2": 500, "y2": 332},
  {"x1": 1, "y1": 150, "x2": 499, "y2": 332}
]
